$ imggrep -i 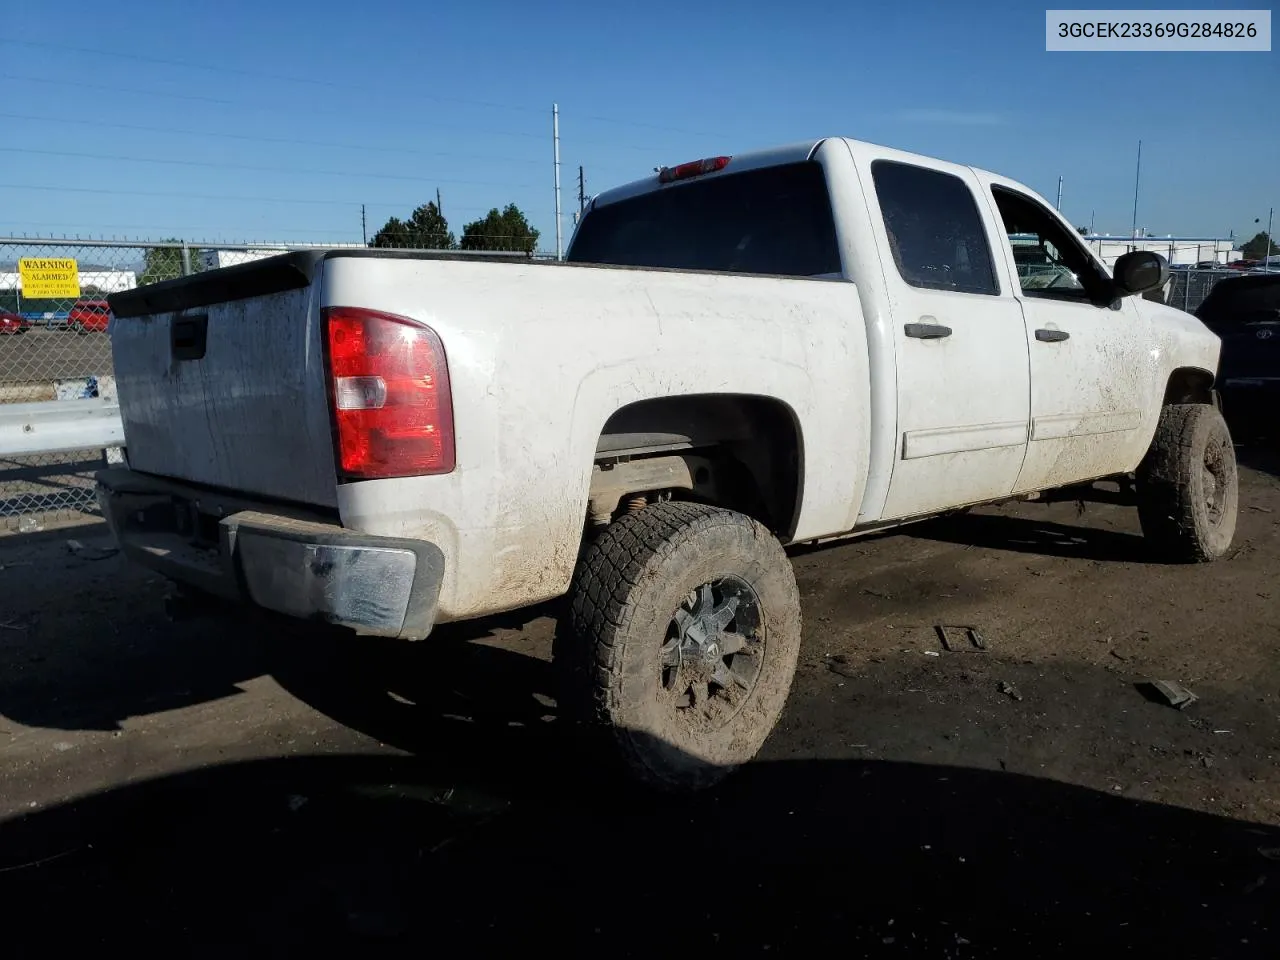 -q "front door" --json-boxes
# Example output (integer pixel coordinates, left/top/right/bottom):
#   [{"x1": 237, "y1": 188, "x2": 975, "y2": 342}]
[
  {"x1": 867, "y1": 158, "x2": 1032, "y2": 520},
  {"x1": 979, "y1": 180, "x2": 1157, "y2": 493}
]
